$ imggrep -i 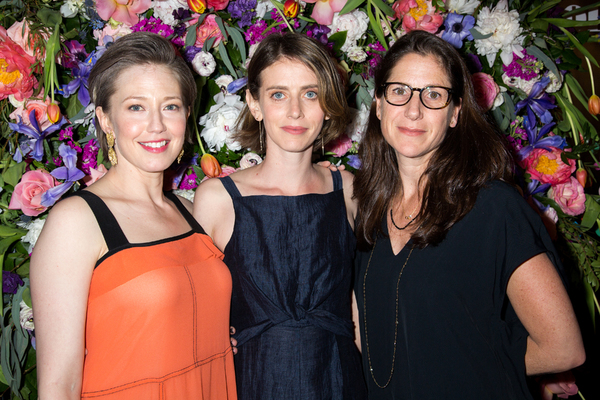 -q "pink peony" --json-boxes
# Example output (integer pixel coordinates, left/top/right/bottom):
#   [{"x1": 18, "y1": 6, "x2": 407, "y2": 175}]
[
  {"x1": 9, "y1": 170, "x2": 58, "y2": 216},
  {"x1": 472, "y1": 72, "x2": 499, "y2": 111},
  {"x1": 9, "y1": 96, "x2": 53, "y2": 130},
  {"x1": 95, "y1": 0, "x2": 152, "y2": 26},
  {"x1": 83, "y1": 165, "x2": 108, "y2": 187},
  {"x1": 519, "y1": 147, "x2": 576, "y2": 185},
  {"x1": 303, "y1": 0, "x2": 347, "y2": 26},
  {"x1": 208, "y1": 0, "x2": 229, "y2": 11},
  {"x1": 538, "y1": 371, "x2": 579, "y2": 400},
  {"x1": 192, "y1": 14, "x2": 226, "y2": 48},
  {"x1": 548, "y1": 176, "x2": 586, "y2": 216},
  {"x1": 6, "y1": 20, "x2": 47, "y2": 62},
  {"x1": 325, "y1": 134, "x2": 353, "y2": 157},
  {"x1": 392, "y1": 0, "x2": 443, "y2": 33},
  {"x1": 0, "y1": 26, "x2": 38, "y2": 101}
]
